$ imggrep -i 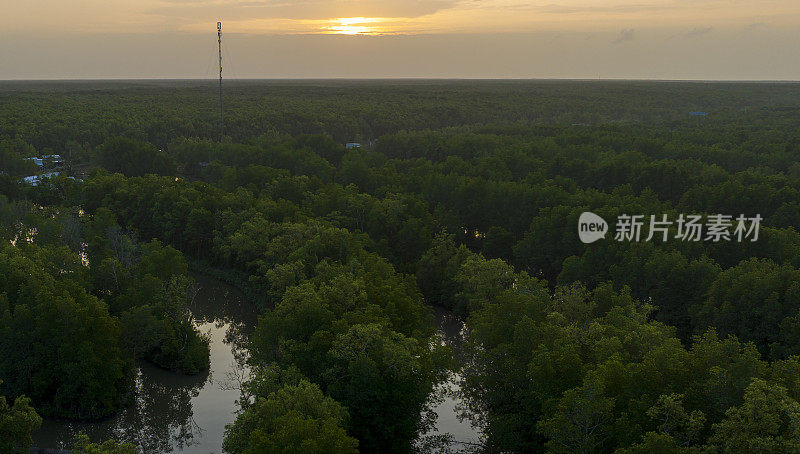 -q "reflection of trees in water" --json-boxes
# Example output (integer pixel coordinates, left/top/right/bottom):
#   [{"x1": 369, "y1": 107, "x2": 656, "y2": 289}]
[
  {"x1": 417, "y1": 307, "x2": 486, "y2": 453},
  {"x1": 190, "y1": 275, "x2": 257, "y2": 330},
  {"x1": 215, "y1": 321, "x2": 252, "y2": 413},
  {"x1": 36, "y1": 364, "x2": 208, "y2": 452},
  {"x1": 224, "y1": 320, "x2": 251, "y2": 365},
  {"x1": 416, "y1": 434, "x2": 484, "y2": 454},
  {"x1": 115, "y1": 366, "x2": 208, "y2": 452},
  {"x1": 192, "y1": 275, "x2": 254, "y2": 401},
  {"x1": 435, "y1": 310, "x2": 470, "y2": 360},
  {"x1": 118, "y1": 277, "x2": 251, "y2": 452}
]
